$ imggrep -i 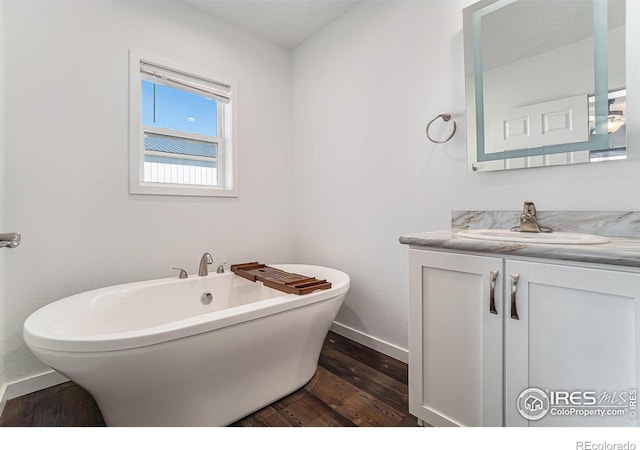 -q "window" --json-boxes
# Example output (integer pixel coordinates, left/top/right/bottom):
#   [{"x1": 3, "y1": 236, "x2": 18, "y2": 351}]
[{"x1": 129, "y1": 50, "x2": 238, "y2": 196}]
